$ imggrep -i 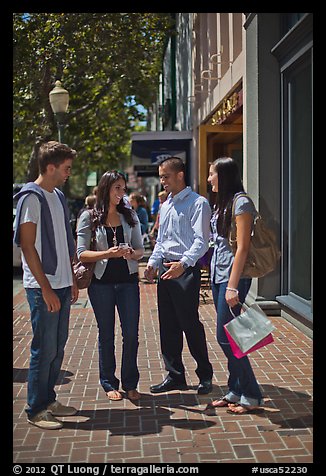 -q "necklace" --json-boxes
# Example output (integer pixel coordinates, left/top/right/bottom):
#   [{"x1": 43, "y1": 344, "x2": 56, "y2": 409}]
[{"x1": 108, "y1": 222, "x2": 118, "y2": 246}]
